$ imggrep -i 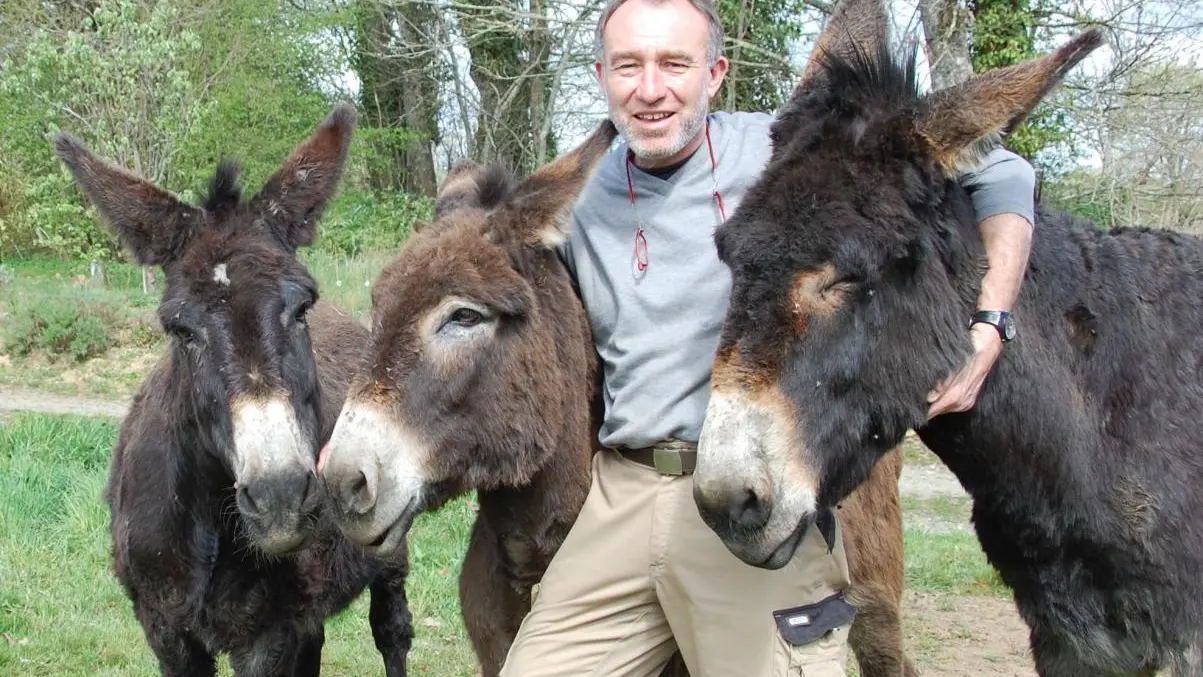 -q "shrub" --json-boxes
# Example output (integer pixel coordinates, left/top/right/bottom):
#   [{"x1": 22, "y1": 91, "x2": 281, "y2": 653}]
[
  {"x1": 316, "y1": 190, "x2": 433, "y2": 258},
  {"x1": 2, "y1": 299, "x2": 112, "y2": 362}
]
